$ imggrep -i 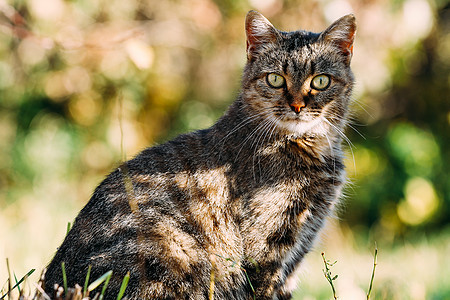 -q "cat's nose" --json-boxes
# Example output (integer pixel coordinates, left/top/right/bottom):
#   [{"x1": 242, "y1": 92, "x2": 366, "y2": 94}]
[{"x1": 289, "y1": 99, "x2": 306, "y2": 114}]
